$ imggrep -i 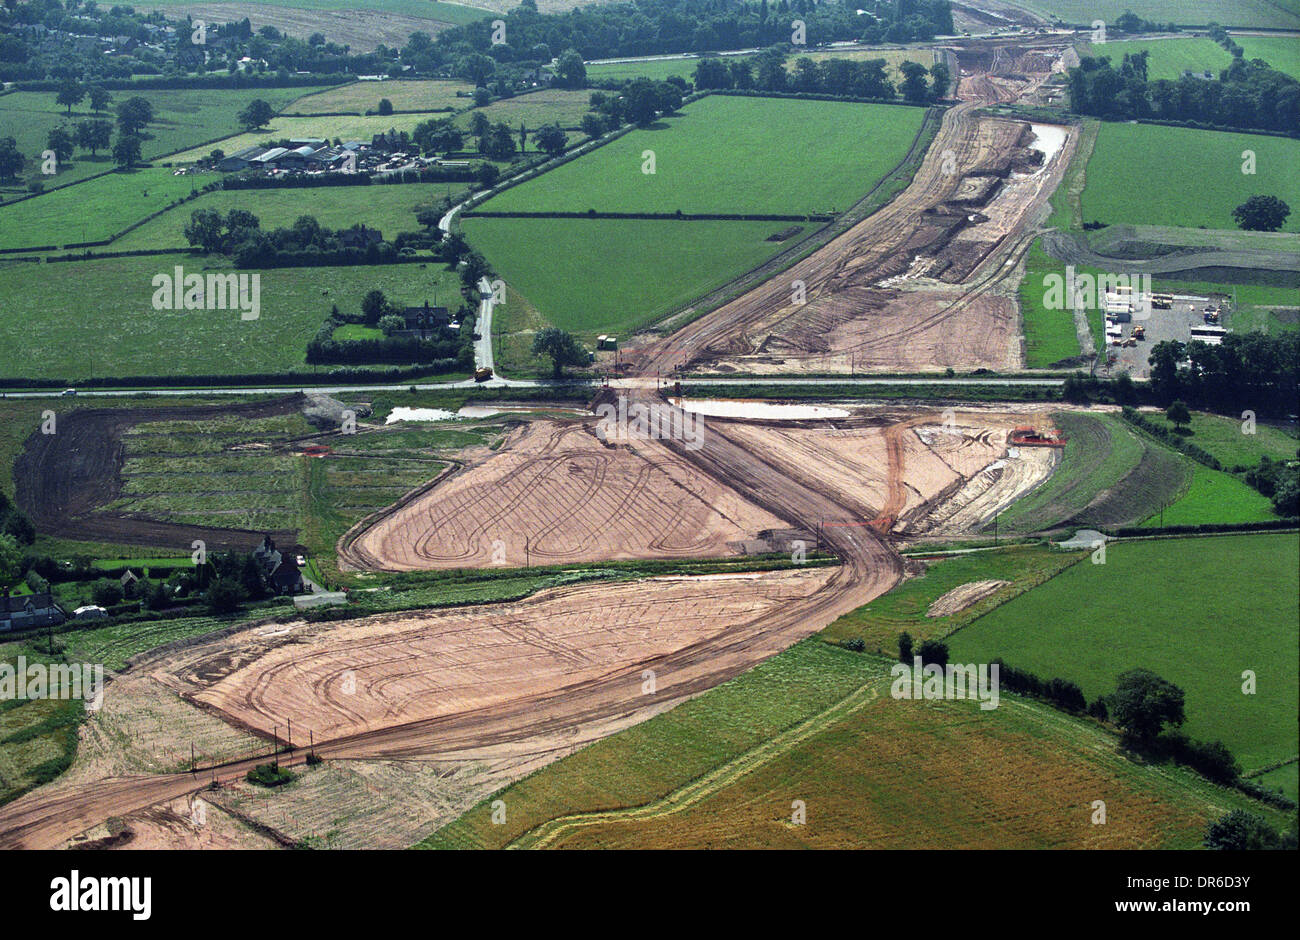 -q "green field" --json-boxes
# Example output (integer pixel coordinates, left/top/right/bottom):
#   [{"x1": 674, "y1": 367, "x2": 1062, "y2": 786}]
[
  {"x1": 585, "y1": 57, "x2": 714, "y2": 84},
  {"x1": 1013, "y1": 0, "x2": 1300, "y2": 28},
  {"x1": 0, "y1": 168, "x2": 207, "y2": 251},
  {"x1": 421, "y1": 638, "x2": 1283, "y2": 850},
  {"x1": 1251, "y1": 761, "x2": 1299, "y2": 803},
  {"x1": 111, "y1": 180, "x2": 460, "y2": 250},
  {"x1": 1143, "y1": 410, "x2": 1299, "y2": 469},
  {"x1": 1234, "y1": 35, "x2": 1300, "y2": 80},
  {"x1": 823, "y1": 544, "x2": 1084, "y2": 651},
  {"x1": 1141, "y1": 462, "x2": 1279, "y2": 526},
  {"x1": 287, "y1": 80, "x2": 475, "y2": 114},
  {"x1": 452, "y1": 89, "x2": 597, "y2": 131},
  {"x1": 949, "y1": 533, "x2": 1299, "y2": 771},
  {"x1": 0, "y1": 86, "x2": 328, "y2": 196},
  {"x1": 1081, "y1": 123, "x2": 1300, "y2": 233},
  {"x1": 462, "y1": 216, "x2": 791, "y2": 334},
  {"x1": 1075, "y1": 37, "x2": 1231, "y2": 80},
  {"x1": 0, "y1": 254, "x2": 461, "y2": 380},
  {"x1": 478, "y1": 96, "x2": 926, "y2": 215},
  {"x1": 1019, "y1": 239, "x2": 1104, "y2": 366},
  {"x1": 139, "y1": 0, "x2": 493, "y2": 26}
]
